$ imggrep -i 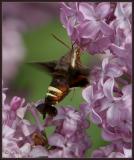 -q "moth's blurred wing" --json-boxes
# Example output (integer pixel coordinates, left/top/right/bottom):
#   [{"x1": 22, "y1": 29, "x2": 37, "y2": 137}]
[
  {"x1": 69, "y1": 67, "x2": 90, "y2": 88},
  {"x1": 27, "y1": 60, "x2": 58, "y2": 74}
]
